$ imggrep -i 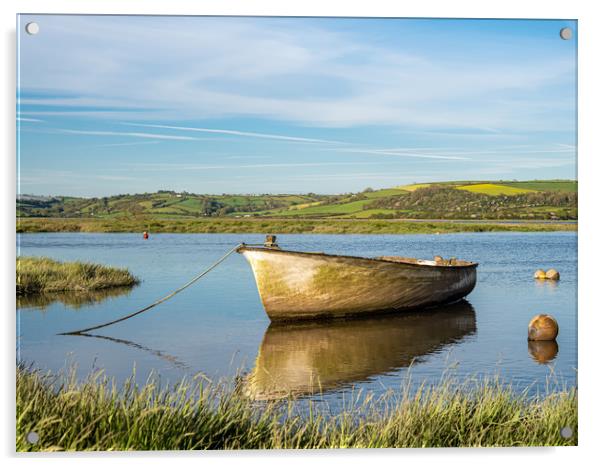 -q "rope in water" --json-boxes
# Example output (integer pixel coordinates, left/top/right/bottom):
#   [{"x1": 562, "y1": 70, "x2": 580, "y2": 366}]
[{"x1": 58, "y1": 243, "x2": 248, "y2": 335}]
